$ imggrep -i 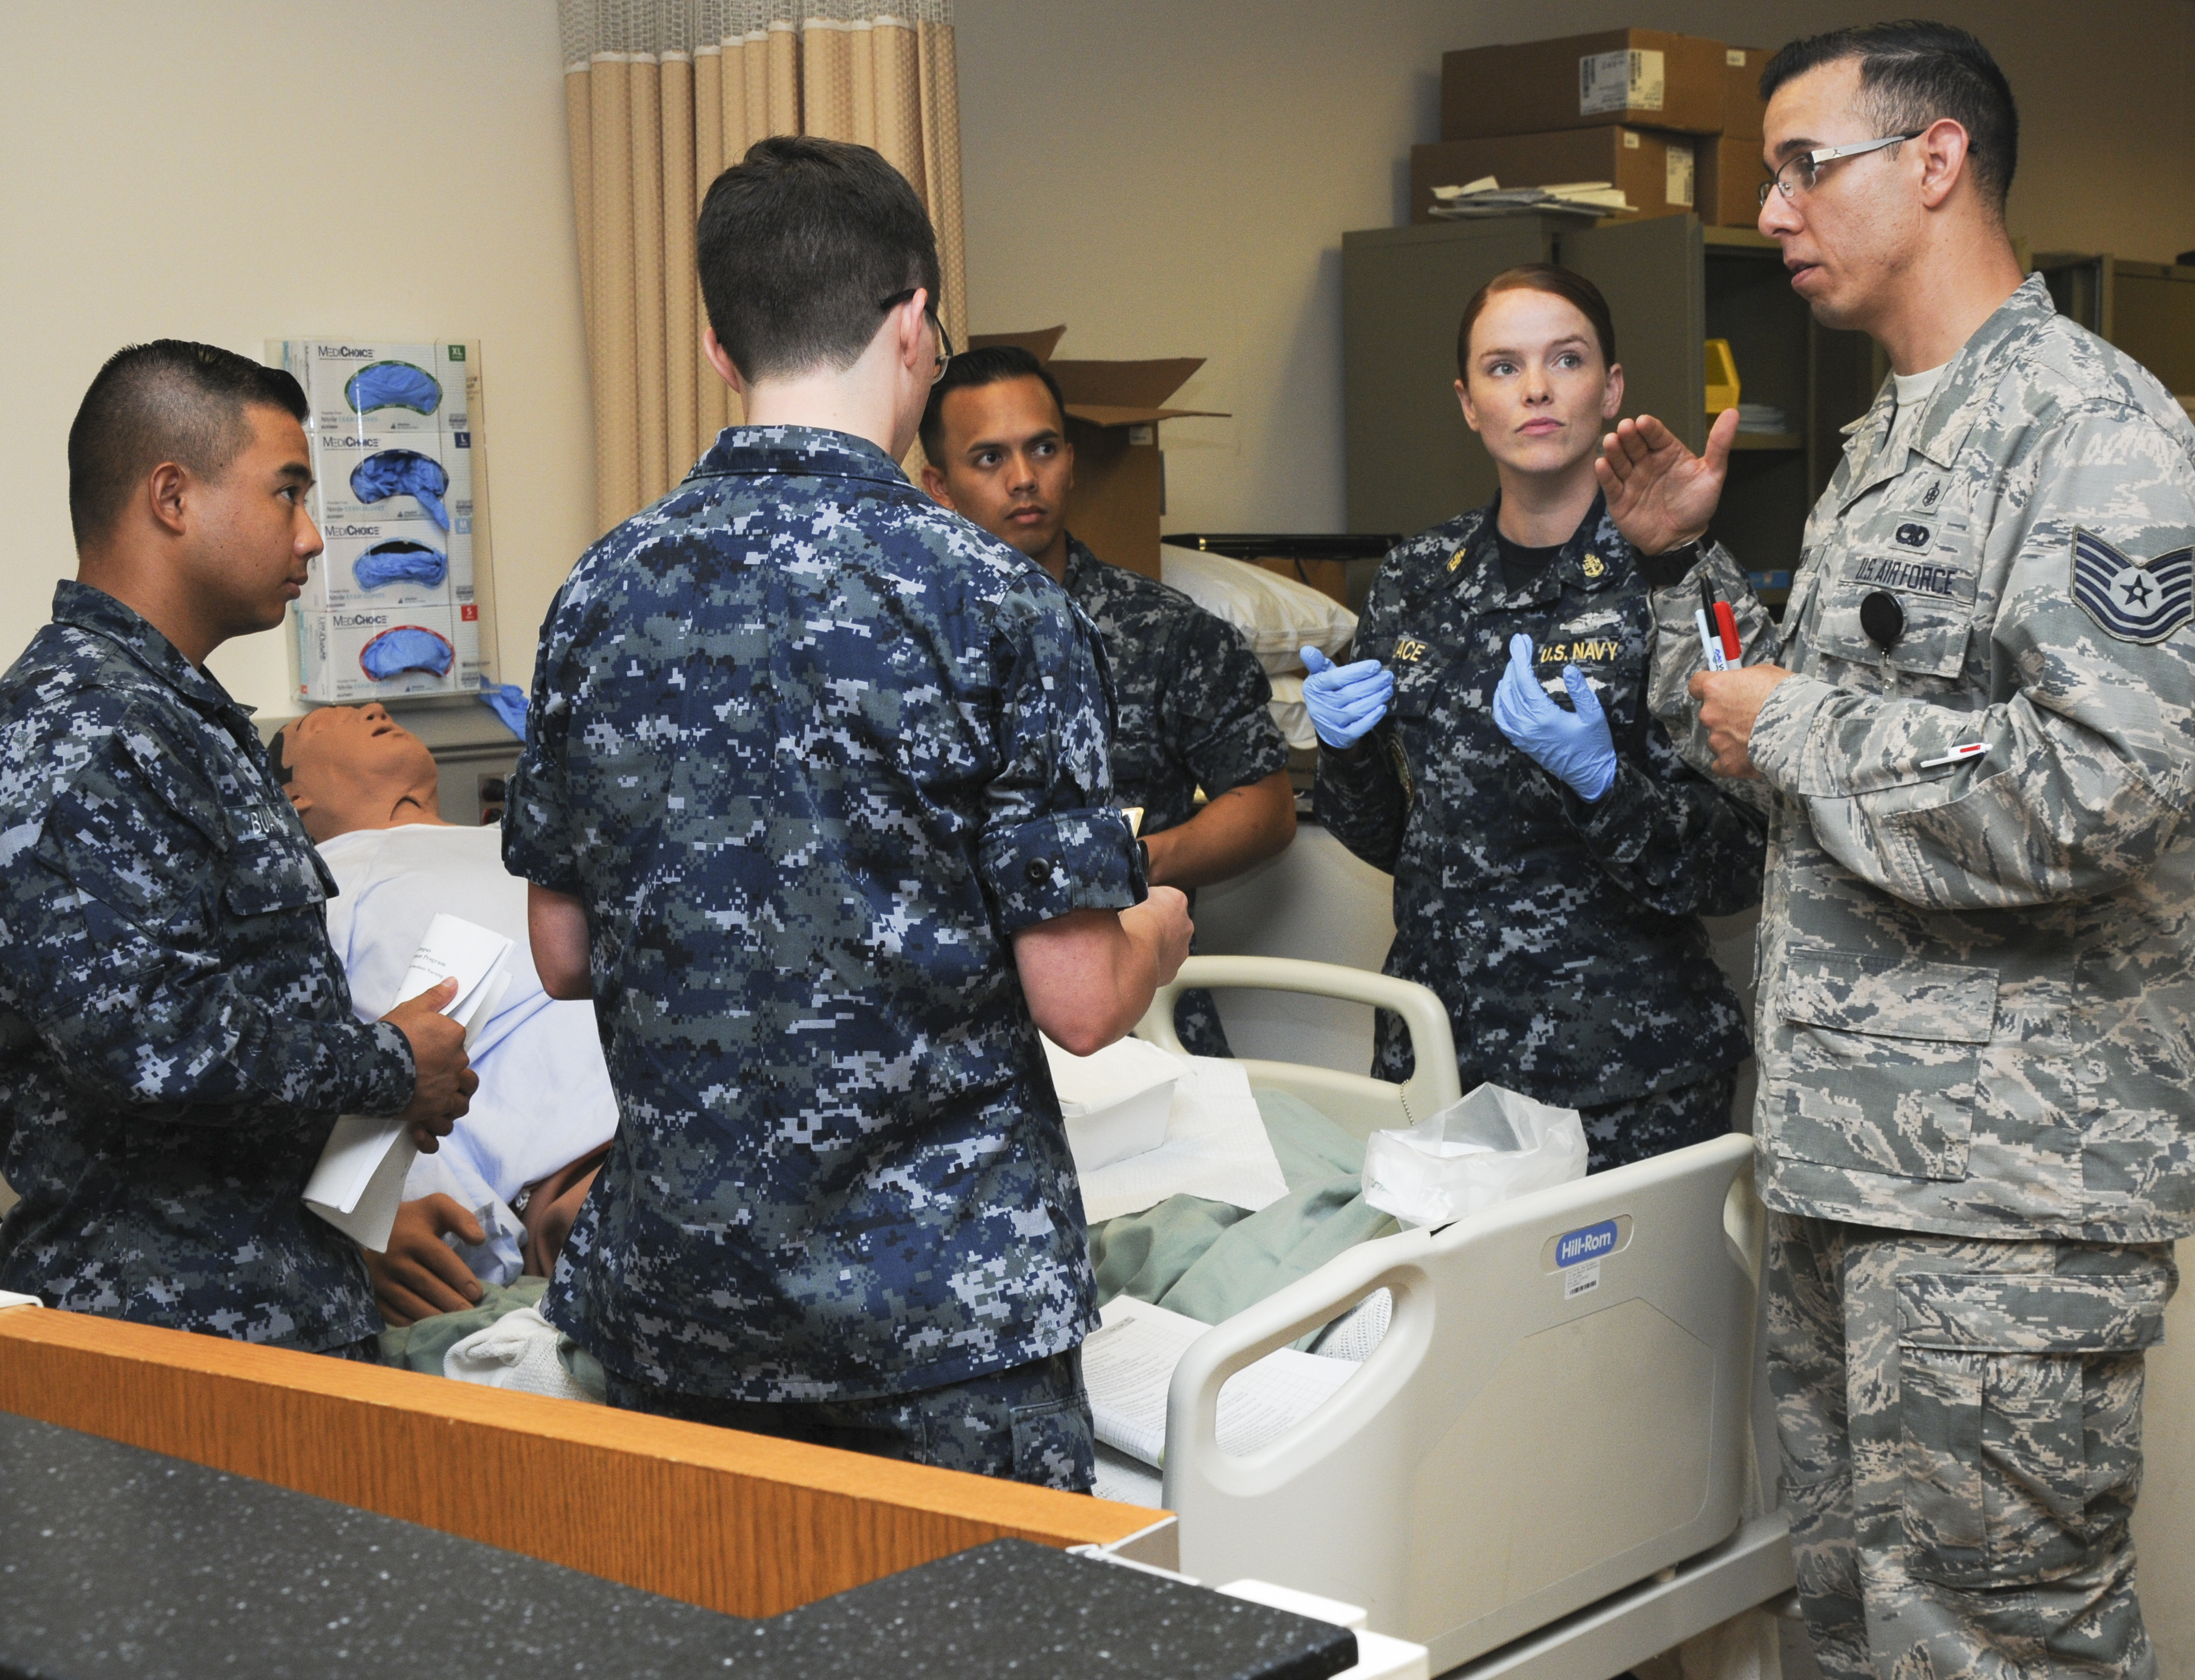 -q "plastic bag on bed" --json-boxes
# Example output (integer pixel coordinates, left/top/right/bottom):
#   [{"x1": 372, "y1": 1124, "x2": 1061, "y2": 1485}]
[{"x1": 1361, "y1": 1082, "x2": 1586, "y2": 1228}]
